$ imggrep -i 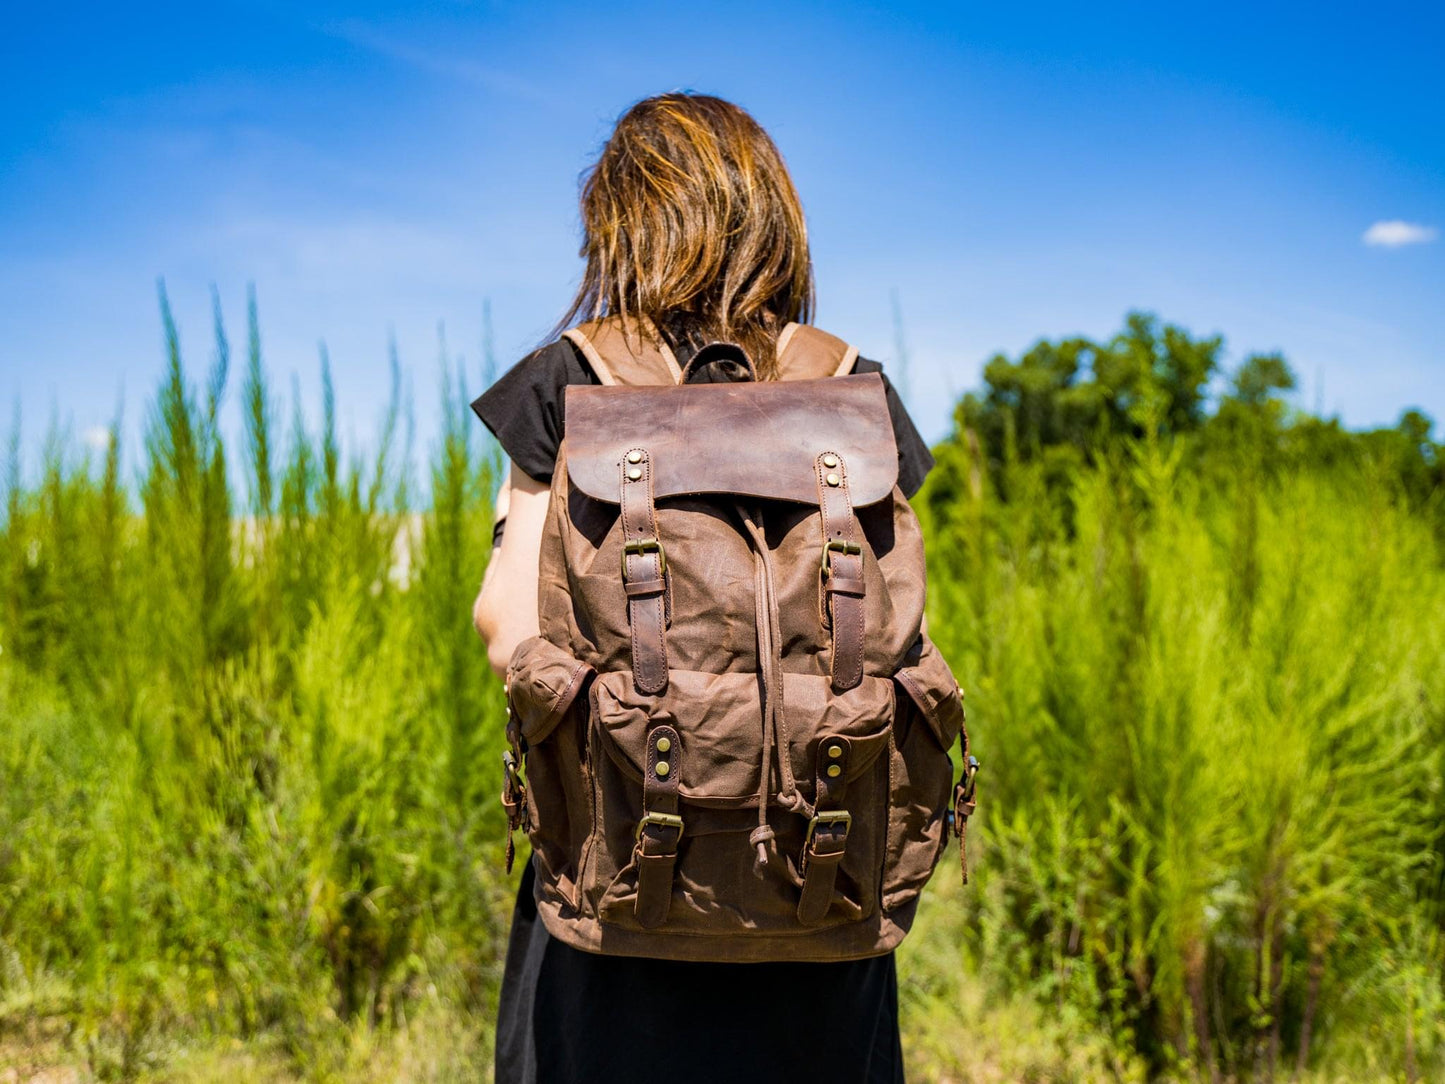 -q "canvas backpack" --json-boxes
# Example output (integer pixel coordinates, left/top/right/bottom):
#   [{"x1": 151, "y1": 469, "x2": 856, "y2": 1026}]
[{"x1": 501, "y1": 315, "x2": 978, "y2": 962}]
